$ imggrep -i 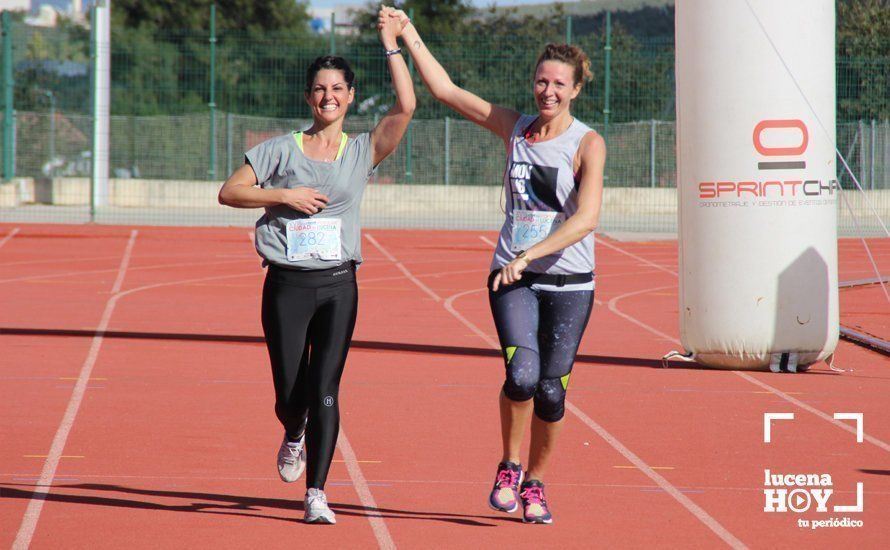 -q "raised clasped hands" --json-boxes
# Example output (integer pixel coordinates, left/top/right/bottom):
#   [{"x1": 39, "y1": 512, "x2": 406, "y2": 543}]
[{"x1": 377, "y1": 6, "x2": 410, "y2": 37}]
